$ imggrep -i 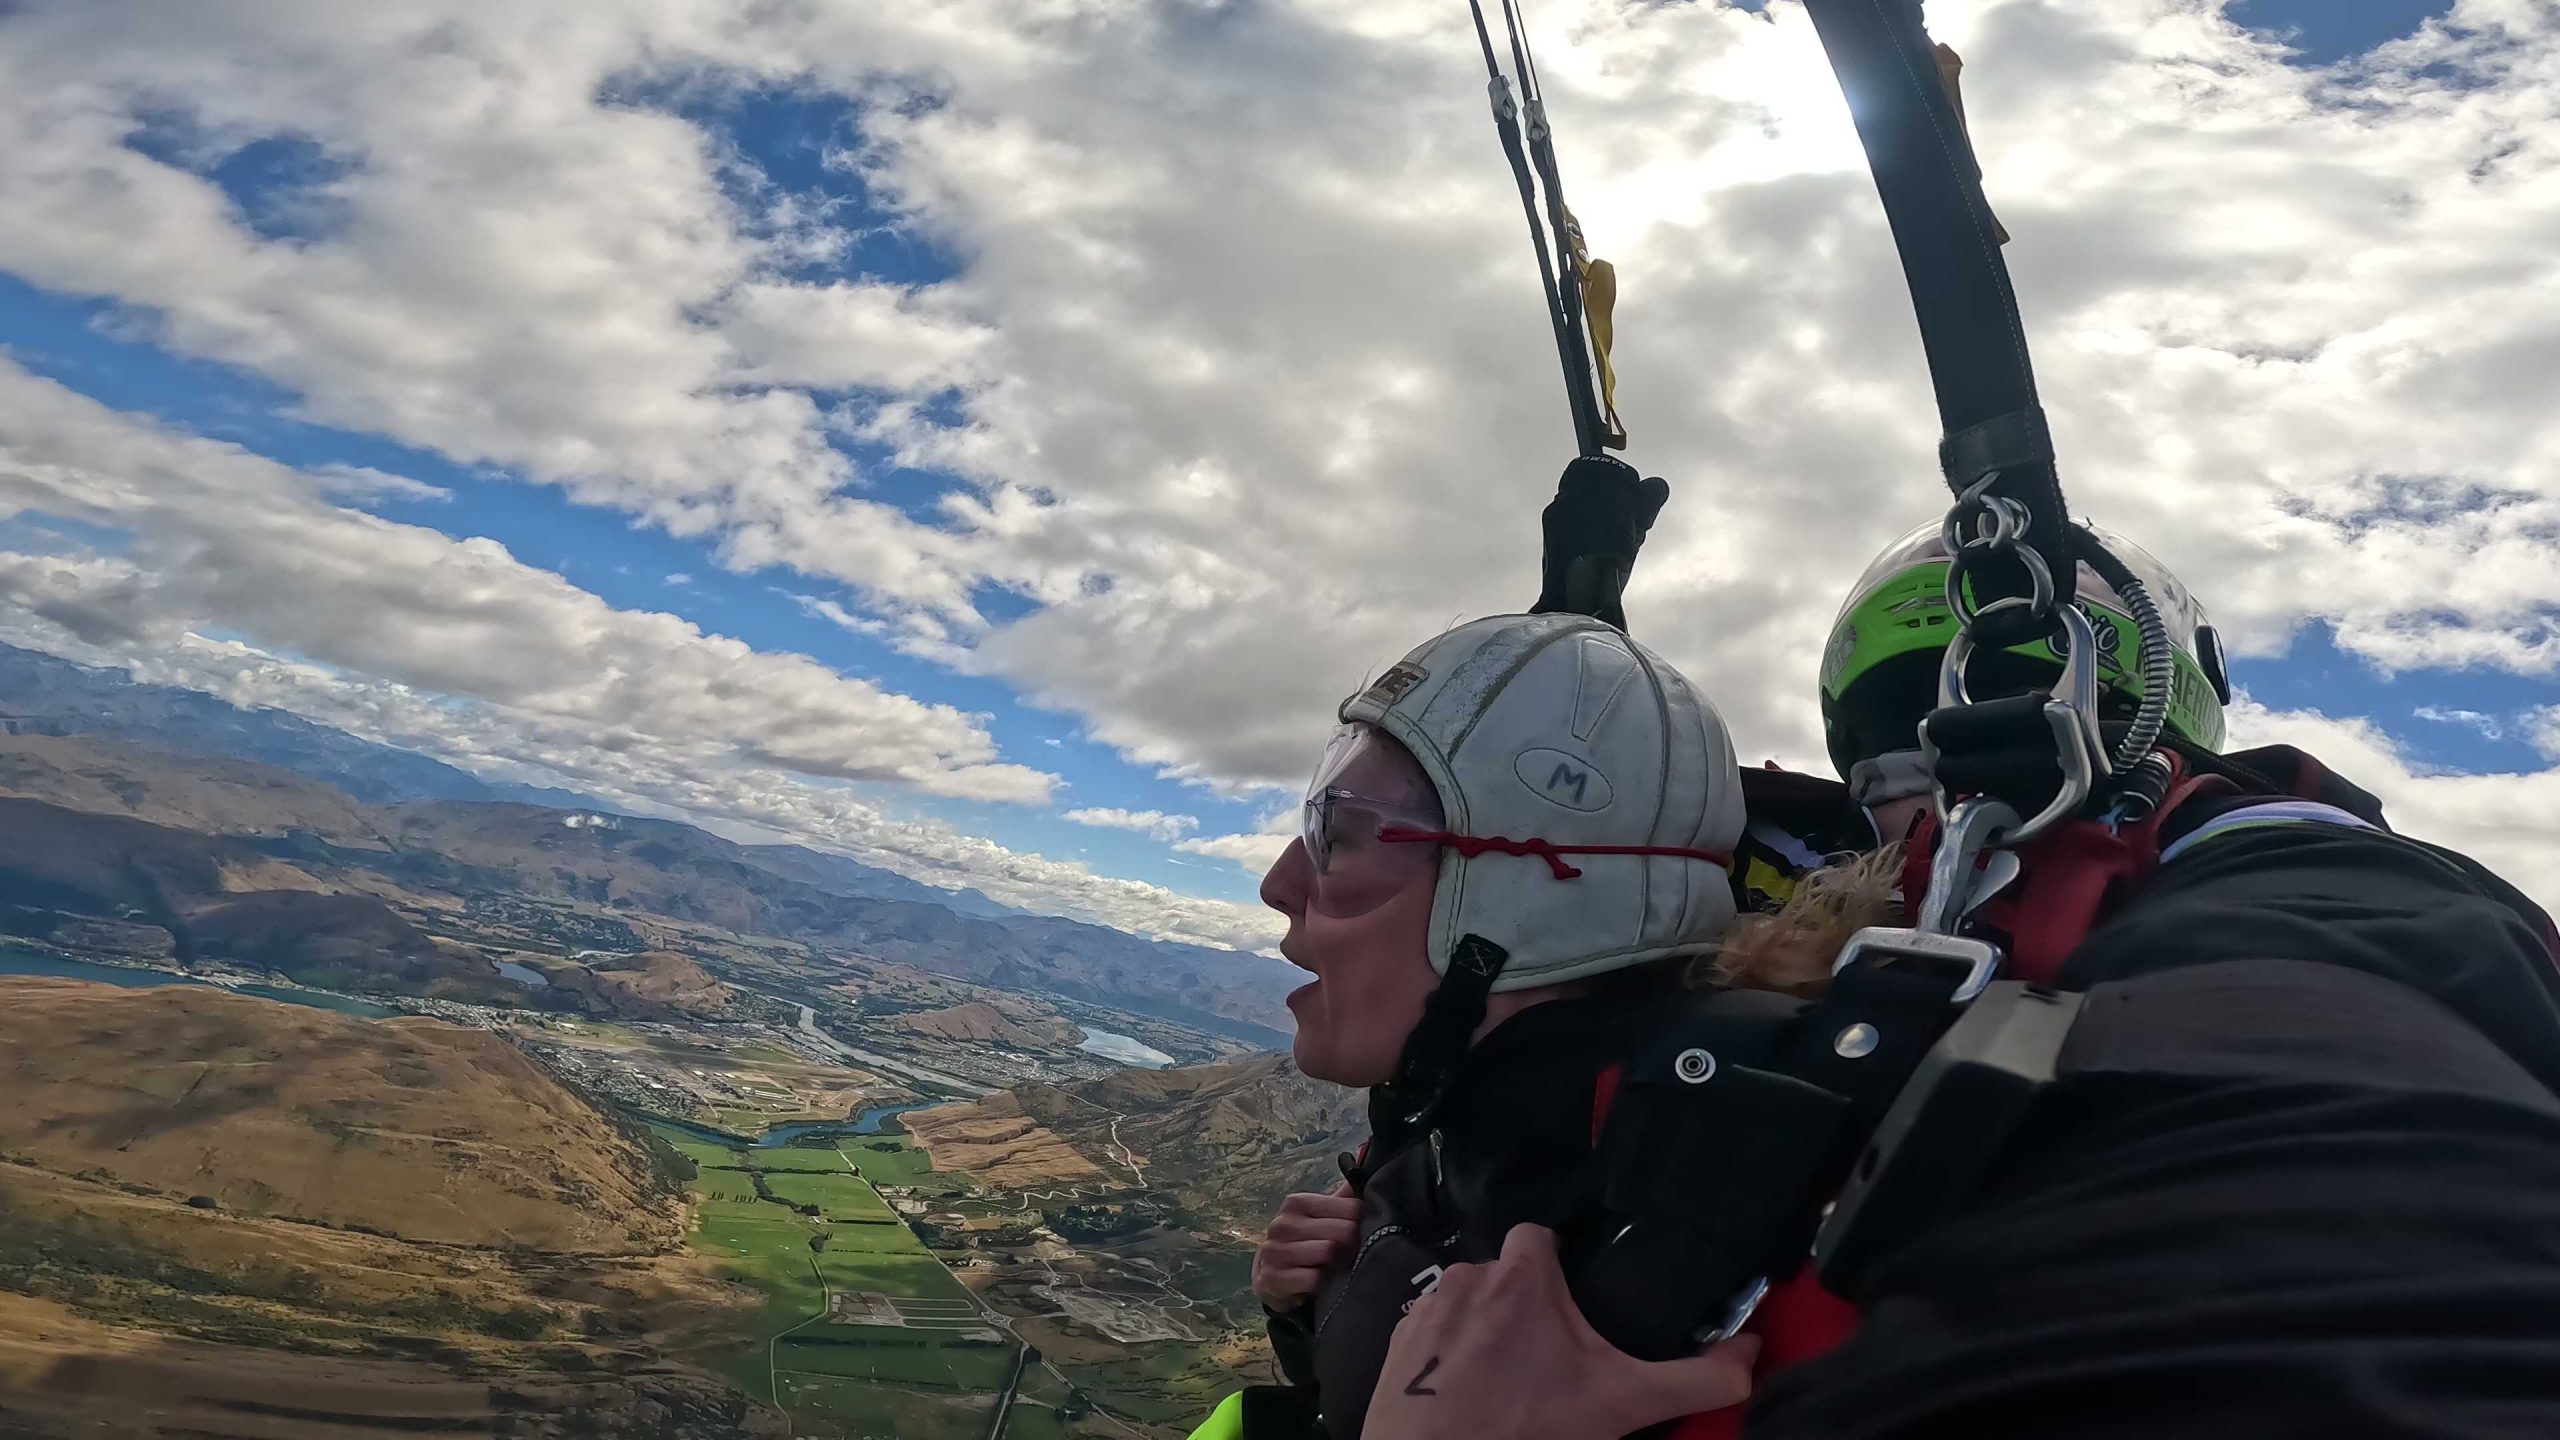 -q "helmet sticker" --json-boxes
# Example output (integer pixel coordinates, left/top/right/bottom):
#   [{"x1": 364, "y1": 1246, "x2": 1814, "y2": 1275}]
[
  {"x1": 1514, "y1": 747, "x2": 1614, "y2": 812},
  {"x1": 1360, "y1": 660, "x2": 1429, "y2": 710}
]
